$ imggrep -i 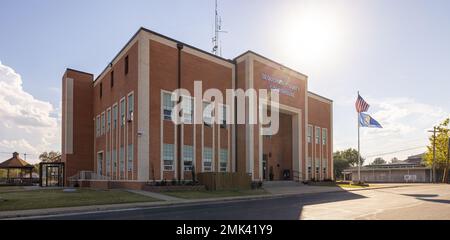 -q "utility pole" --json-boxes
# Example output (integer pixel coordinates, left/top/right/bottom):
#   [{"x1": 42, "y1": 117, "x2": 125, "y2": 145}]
[
  {"x1": 428, "y1": 127, "x2": 447, "y2": 183},
  {"x1": 445, "y1": 137, "x2": 450, "y2": 183},
  {"x1": 433, "y1": 127, "x2": 436, "y2": 183}
]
